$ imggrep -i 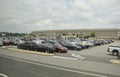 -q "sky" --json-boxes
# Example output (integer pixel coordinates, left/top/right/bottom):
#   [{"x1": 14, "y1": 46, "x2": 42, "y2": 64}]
[{"x1": 0, "y1": 0, "x2": 120, "y2": 33}]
